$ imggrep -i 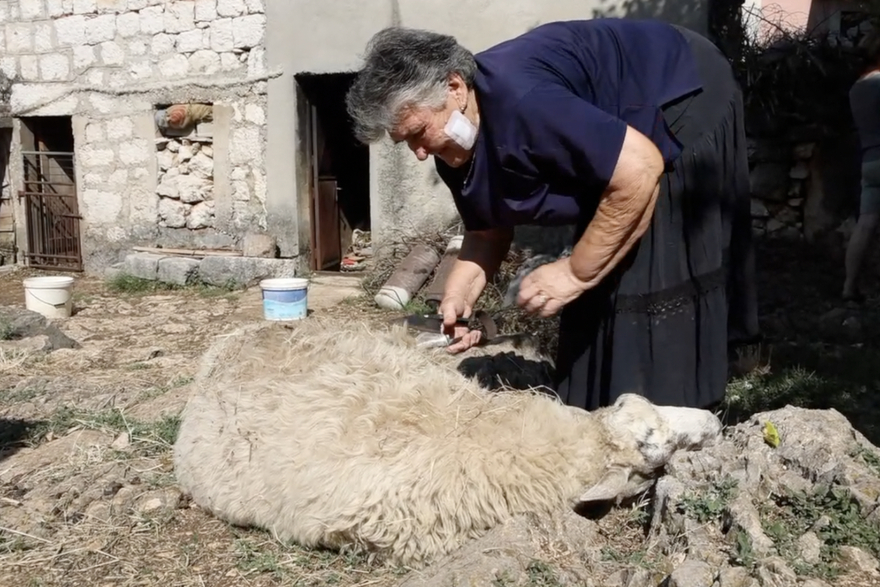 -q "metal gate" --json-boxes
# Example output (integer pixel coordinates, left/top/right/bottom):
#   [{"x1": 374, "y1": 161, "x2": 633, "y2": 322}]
[{"x1": 19, "y1": 149, "x2": 83, "y2": 271}]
